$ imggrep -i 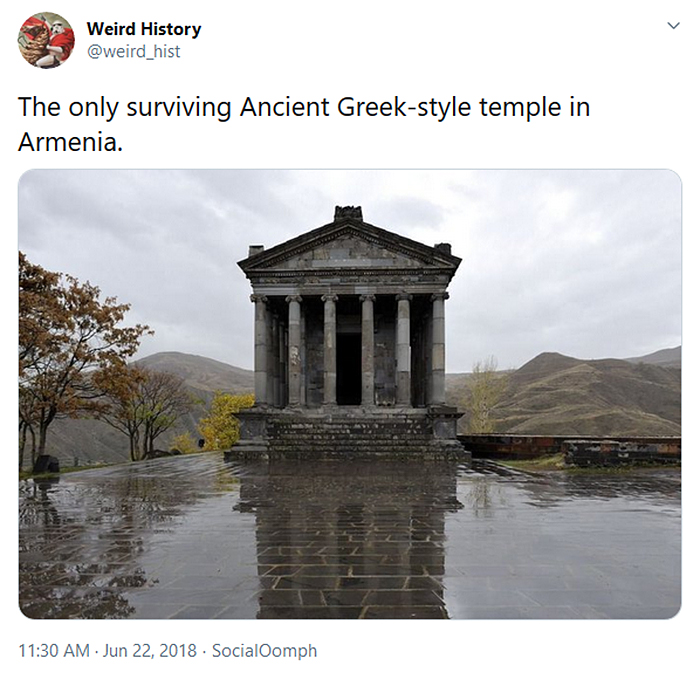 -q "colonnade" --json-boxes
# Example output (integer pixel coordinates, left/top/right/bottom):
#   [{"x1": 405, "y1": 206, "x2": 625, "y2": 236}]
[{"x1": 250, "y1": 291, "x2": 449, "y2": 408}]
